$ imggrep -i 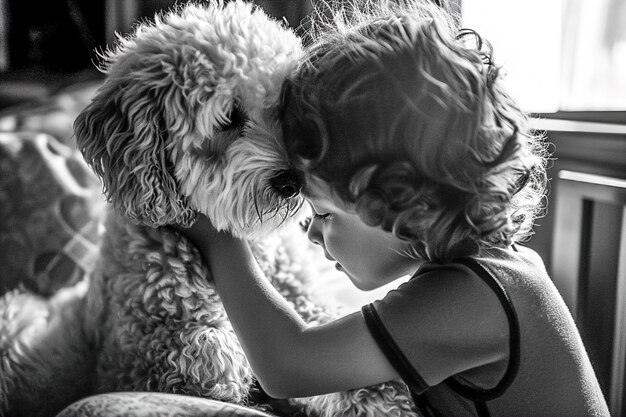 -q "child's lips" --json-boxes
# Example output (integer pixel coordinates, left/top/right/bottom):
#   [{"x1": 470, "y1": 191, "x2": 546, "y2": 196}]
[{"x1": 322, "y1": 251, "x2": 343, "y2": 270}]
